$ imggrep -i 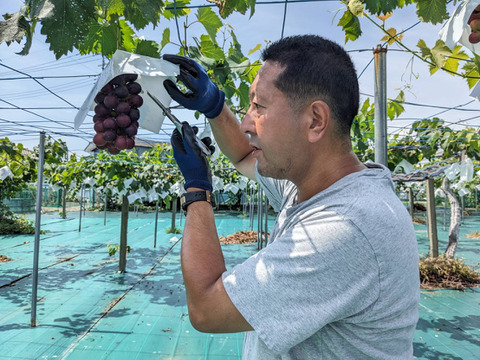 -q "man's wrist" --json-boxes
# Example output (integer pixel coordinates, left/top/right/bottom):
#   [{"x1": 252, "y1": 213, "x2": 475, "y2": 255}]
[{"x1": 181, "y1": 190, "x2": 215, "y2": 212}]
